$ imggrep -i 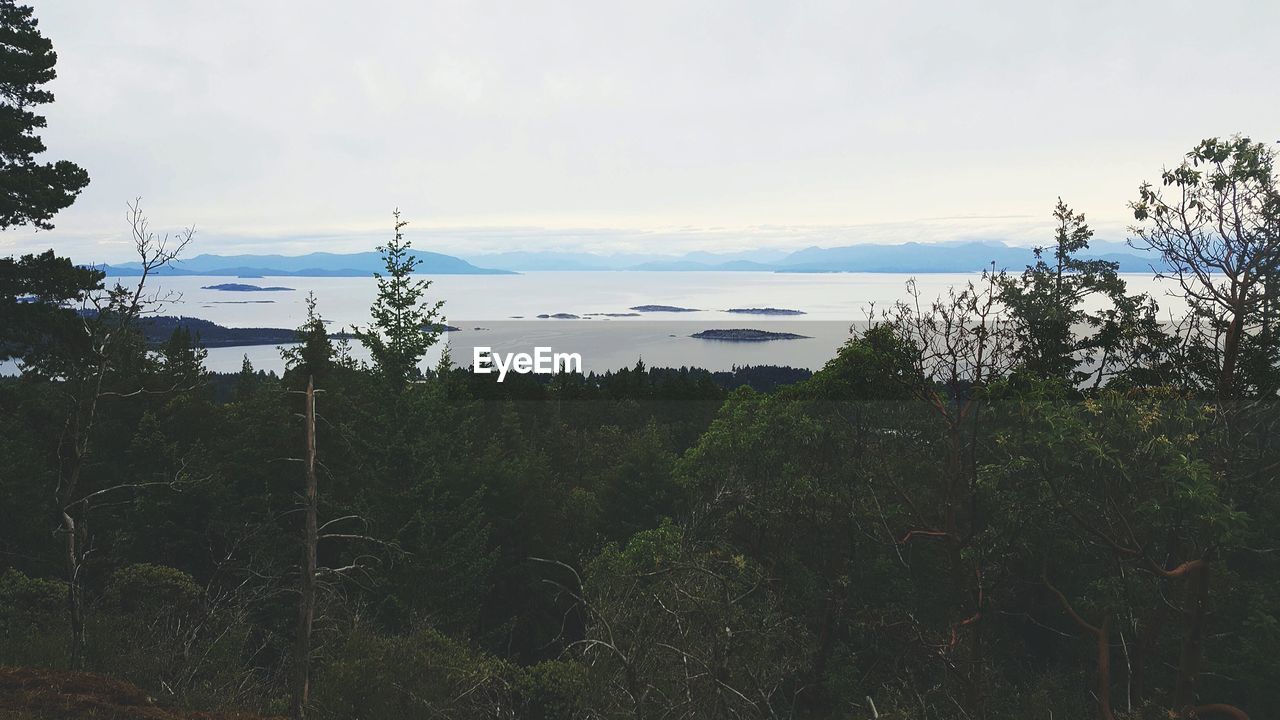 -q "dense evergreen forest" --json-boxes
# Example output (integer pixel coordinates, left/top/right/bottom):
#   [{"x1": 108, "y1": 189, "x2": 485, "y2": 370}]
[{"x1": 2, "y1": 2, "x2": 1279, "y2": 718}]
